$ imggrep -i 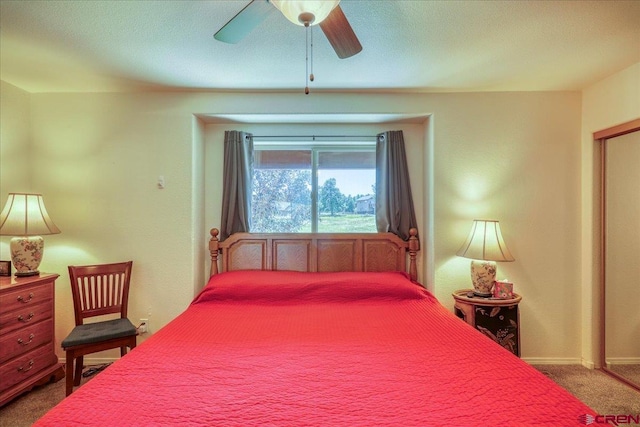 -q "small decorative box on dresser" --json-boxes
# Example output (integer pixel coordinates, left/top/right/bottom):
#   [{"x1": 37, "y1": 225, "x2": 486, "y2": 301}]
[
  {"x1": 452, "y1": 289, "x2": 522, "y2": 357},
  {"x1": 0, "y1": 273, "x2": 64, "y2": 406}
]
